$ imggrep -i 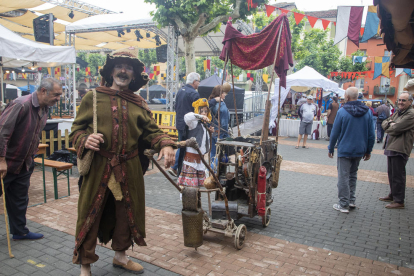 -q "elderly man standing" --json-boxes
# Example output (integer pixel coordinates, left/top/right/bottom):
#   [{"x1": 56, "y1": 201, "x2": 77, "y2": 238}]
[
  {"x1": 0, "y1": 78, "x2": 62, "y2": 240},
  {"x1": 328, "y1": 87, "x2": 375, "y2": 213},
  {"x1": 379, "y1": 92, "x2": 414, "y2": 209},
  {"x1": 296, "y1": 95, "x2": 317, "y2": 149},
  {"x1": 70, "y1": 48, "x2": 176, "y2": 275},
  {"x1": 168, "y1": 72, "x2": 201, "y2": 176}
]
